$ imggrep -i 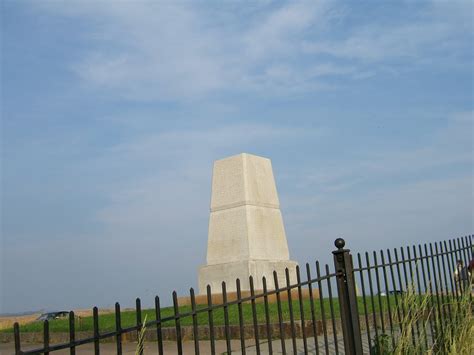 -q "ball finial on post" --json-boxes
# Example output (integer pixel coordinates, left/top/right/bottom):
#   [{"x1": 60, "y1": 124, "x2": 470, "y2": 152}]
[{"x1": 334, "y1": 238, "x2": 345, "y2": 250}]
